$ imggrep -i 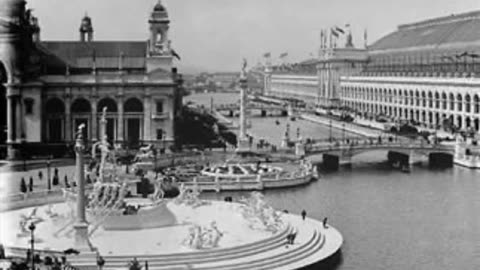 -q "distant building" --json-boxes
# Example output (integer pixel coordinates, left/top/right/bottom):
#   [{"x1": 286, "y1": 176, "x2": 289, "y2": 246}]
[
  {"x1": 341, "y1": 11, "x2": 480, "y2": 132},
  {"x1": 0, "y1": 0, "x2": 184, "y2": 159},
  {"x1": 263, "y1": 10, "x2": 480, "y2": 133},
  {"x1": 211, "y1": 72, "x2": 239, "y2": 90}
]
